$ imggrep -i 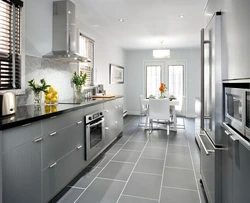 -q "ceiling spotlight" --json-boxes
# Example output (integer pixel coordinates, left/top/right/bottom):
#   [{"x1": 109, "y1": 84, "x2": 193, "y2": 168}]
[
  {"x1": 118, "y1": 19, "x2": 124, "y2": 22},
  {"x1": 179, "y1": 15, "x2": 184, "y2": 18}
]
